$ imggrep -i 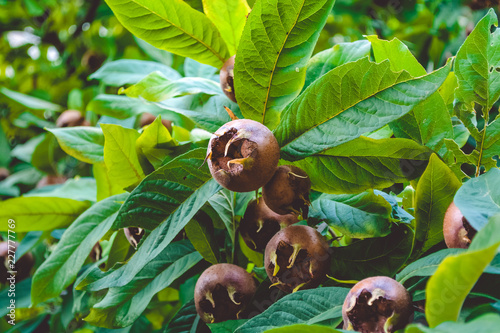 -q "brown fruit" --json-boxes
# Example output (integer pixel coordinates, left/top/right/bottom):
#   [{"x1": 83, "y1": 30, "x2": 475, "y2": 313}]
[
  {"x1": 240, "y1": 198, "x2": 299, "y2": 251},
  {"x1": 342, "y1": 276, "x2": 413, "y2": 333},
  {"x1": 265, "y1": 225, "x2": 330, "y2": 293},
  {"x1": 262, "y1": 165, "x2": 311, "y2": 217},
  {"x1": 56, "y1": 110, "x2": 90, "y2": 127},
  {"x1": 0, "y1": 241, "x2": 34, "y2": 282},
  {"x1": 0, "y1": 168, "x2": 9, "y2": 181},
  {"x1": 36, "y1": 175, "x2": 67, "y2": 188},
  {"x1": 139, "y1": 113, "x2": 172, "y2": 132},
  {"x1": 220, "y1": 55, "x2": 236, "y2": 102},
  {"x1": 124, "y1": 227, "x2": 145, "y2": 249},
  {"x1": 206, "y1": 119, "x2": 279, "y2": 192},
  {"x1": 443, "y1": 202, "x2": 476, "y2": 249},
  {"x1": 194, "y1": 263, "x2": 257, "y2": 323}
]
